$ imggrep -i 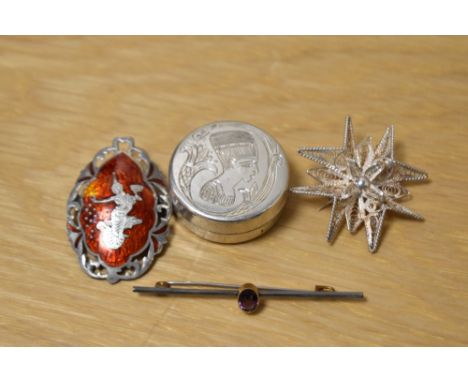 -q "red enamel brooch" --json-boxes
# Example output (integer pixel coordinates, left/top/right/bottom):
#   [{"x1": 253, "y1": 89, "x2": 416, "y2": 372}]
[{"x1": 66, "y1": 137, "x2": 172, "y2": 283}]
